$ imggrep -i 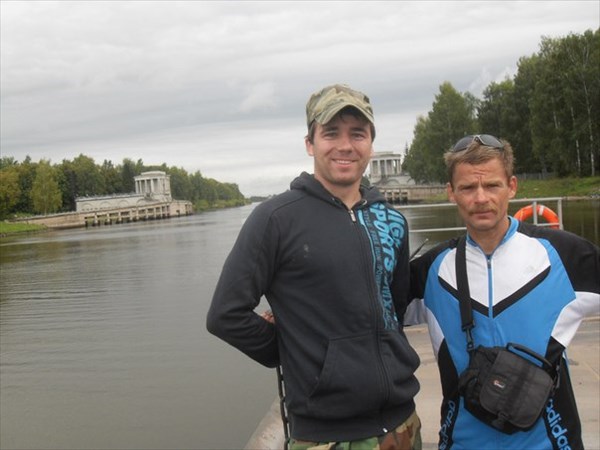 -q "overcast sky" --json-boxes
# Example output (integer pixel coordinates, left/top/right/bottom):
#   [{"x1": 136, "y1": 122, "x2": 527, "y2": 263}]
[{"x1": 1, "y1": 1, "x2": 598, "y2": 196}]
